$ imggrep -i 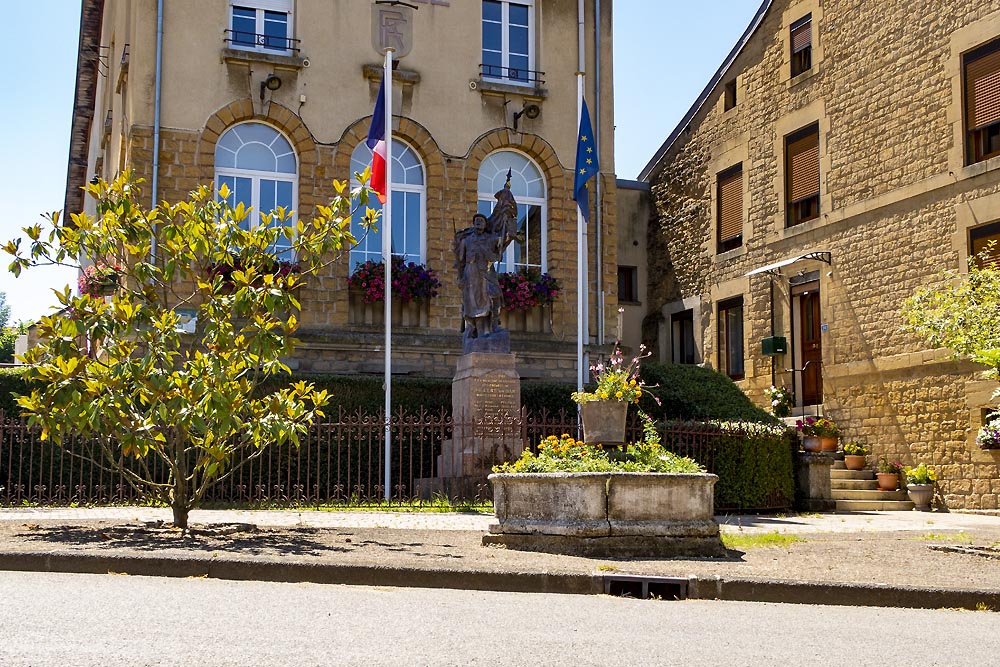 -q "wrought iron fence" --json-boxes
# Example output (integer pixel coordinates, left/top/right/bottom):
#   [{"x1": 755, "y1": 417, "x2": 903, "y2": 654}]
[{"x1": 0, "y1": 410, "x2": 794, "y2": 511}]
